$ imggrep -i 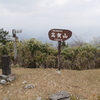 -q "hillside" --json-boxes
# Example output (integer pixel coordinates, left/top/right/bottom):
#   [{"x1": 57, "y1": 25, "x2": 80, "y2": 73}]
[{"x1": 0, "y1": 68, "x2": 100, "y2": 100}]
